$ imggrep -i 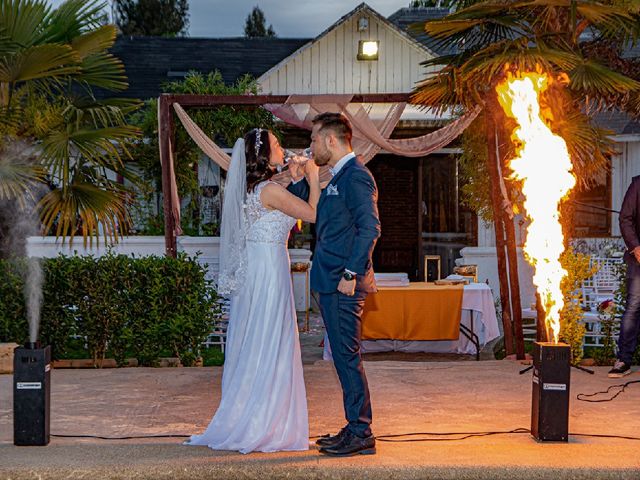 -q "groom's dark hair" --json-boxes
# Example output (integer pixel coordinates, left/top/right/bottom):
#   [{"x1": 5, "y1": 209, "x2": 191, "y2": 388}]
[{"x1": 312, "y1": 112, "x2": 352, "y2": 146}]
